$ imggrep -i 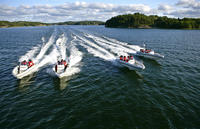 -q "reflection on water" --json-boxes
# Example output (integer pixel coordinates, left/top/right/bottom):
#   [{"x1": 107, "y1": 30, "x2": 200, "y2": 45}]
[
  {"x1": 136, "y1": 56, "x2": 161, "y2": 66},
  {"x1": 59, "y1": 77, "x2": 69, "y2": 90},
  {"x1": 1, "y1": 26, "x2": 200, "y2": 129},
  {"x1": 53, "y1": 76, "x2": 74, "y2": 91},
  {"x1": 119, "y1": 67, "x2": 143, "y2": 79},
  {"x1": 17, "y1": 73, "x2": 36, "y2": 91}
]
